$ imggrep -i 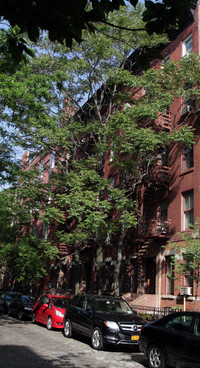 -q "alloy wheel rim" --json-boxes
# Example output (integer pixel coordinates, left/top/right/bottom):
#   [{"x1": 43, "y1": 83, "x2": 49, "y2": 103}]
[
  {"x1": 150, "y1": 348, "x2": 161, "y2": 367},
  {"x1": 93, "y1": 329, "x2": 100, "y2": 348},
  {"x1": 47, "y1": 318, "x2": 52, "y2": 329},
  {"x1": 65, "y1": 321, "x2": 70, "y2": 335}
]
